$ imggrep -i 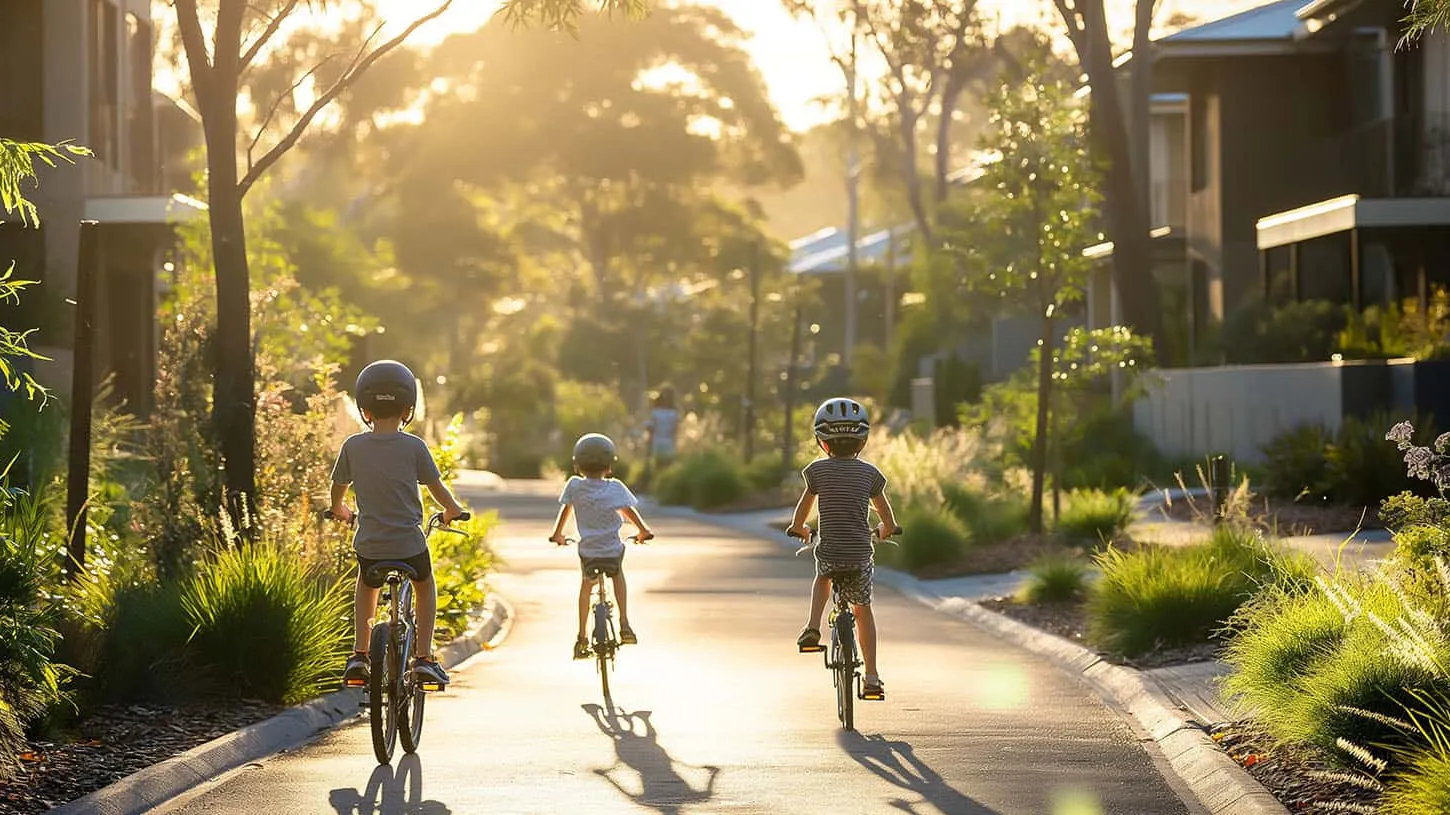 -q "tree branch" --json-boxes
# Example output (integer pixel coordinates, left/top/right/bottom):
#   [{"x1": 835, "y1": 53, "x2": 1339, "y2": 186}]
[
  {"x1": 238, "y1": 0, "x2": 453, "y2": 197},
  {"x1": 240, "y1": 0, "x2": 303, "y2": 74},
  {"x1": 246, "y1": 56, "x2": 336, "y2": 173},
  {"x1": 174, "y1": 0, "x2": 214, "y2": 107},
  {"x1": 1052, "y1": 0, "x2": 1087, "y2": 50}
]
